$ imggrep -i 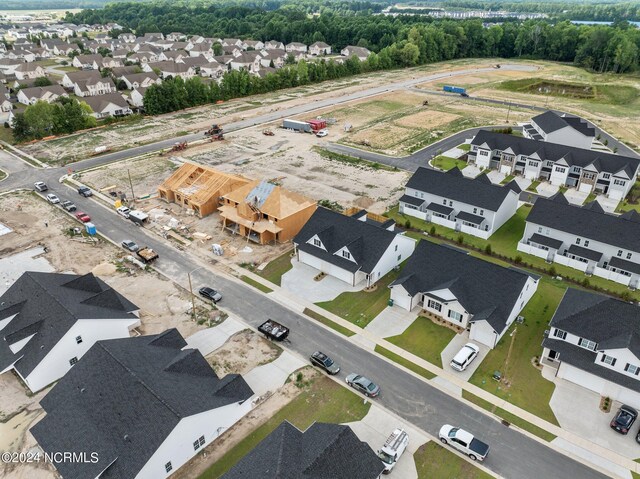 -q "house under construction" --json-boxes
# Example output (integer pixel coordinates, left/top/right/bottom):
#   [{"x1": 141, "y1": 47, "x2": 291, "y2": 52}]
[
  {"x1": 218, "y1": 179, "x2": 317, "y2": 244},
  {"x1": 157, "y1": 162, "x2": 250, "y2": 217}
]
